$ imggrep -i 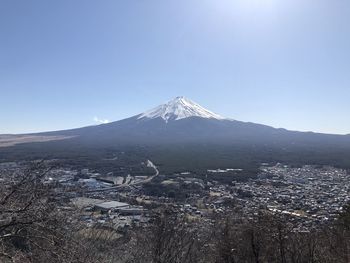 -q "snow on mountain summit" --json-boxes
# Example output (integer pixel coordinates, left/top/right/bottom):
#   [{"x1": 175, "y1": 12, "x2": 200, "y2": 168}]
[{"x1": 137, "y1": 96, "x2": 226, "y2": 122}]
